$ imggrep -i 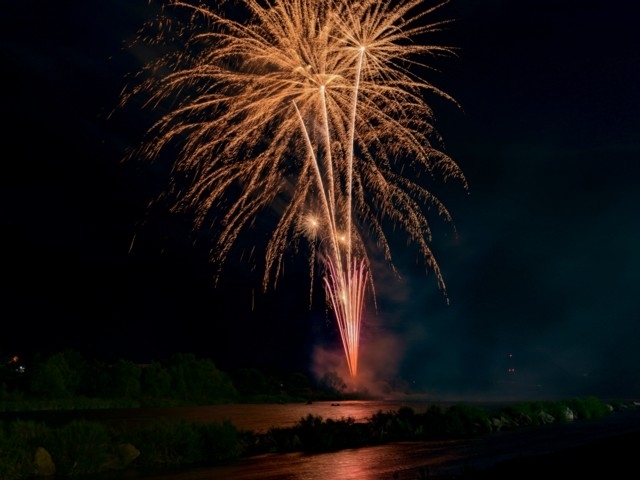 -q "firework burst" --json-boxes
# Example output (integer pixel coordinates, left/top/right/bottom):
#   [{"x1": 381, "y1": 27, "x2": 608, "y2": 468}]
[{"x1": 121, "y1": 0, "x2": 466, "y2": 376}]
